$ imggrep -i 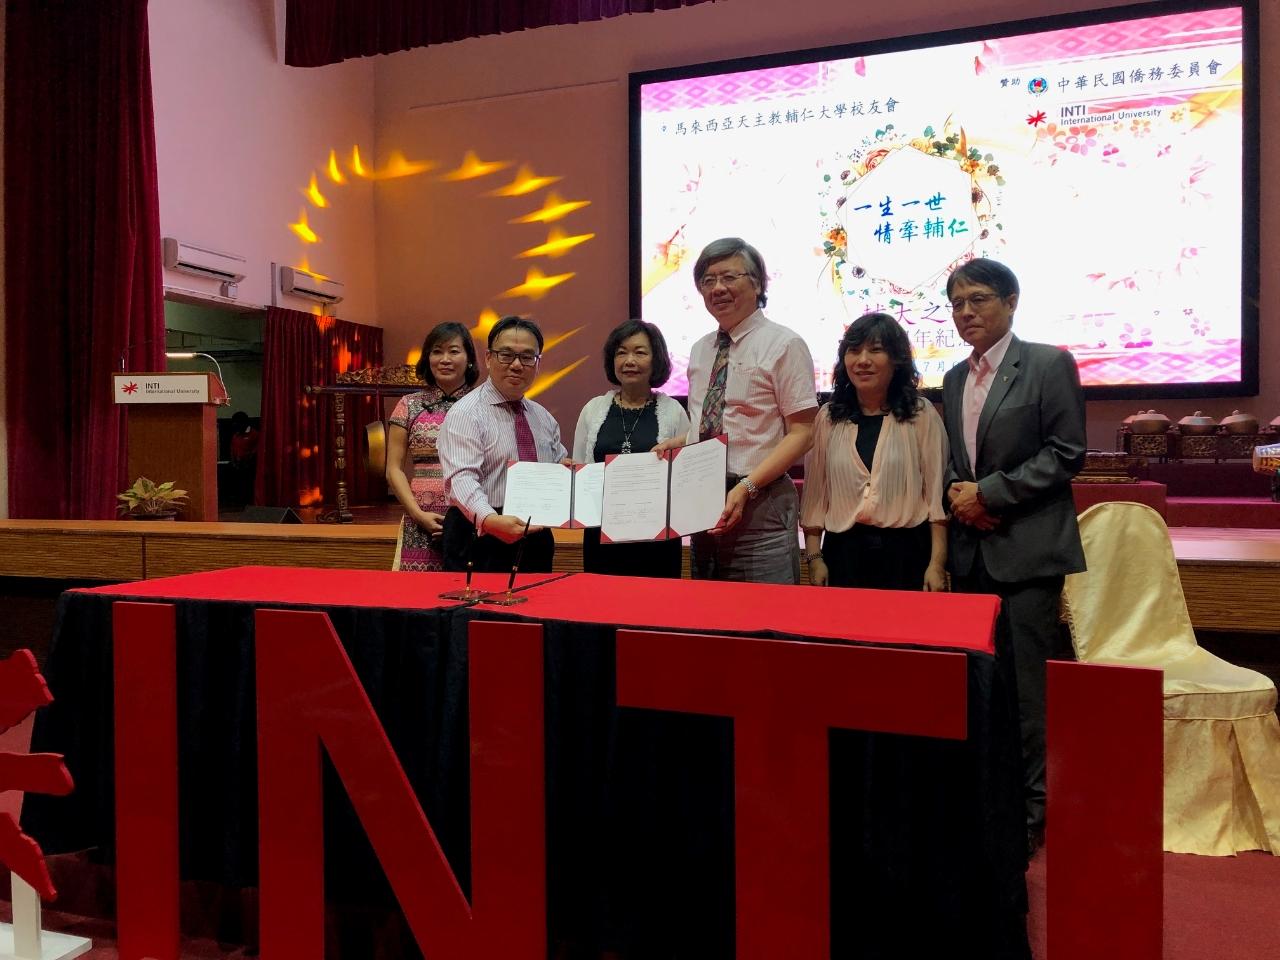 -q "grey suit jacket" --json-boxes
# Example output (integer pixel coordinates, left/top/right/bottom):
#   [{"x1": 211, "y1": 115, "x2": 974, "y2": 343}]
[{"x1": 942, "y1": 336, "x2": 1086, "y2": 583}]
